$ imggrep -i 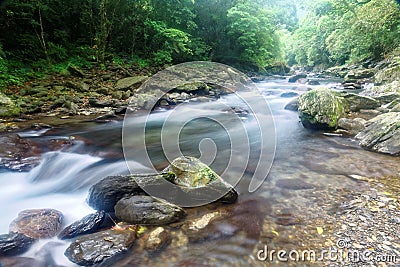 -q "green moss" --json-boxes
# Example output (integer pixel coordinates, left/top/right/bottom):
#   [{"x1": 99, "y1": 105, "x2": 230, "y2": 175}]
[{"x1": 298, "y1": 88, "x2": 346, "y2": 129}]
